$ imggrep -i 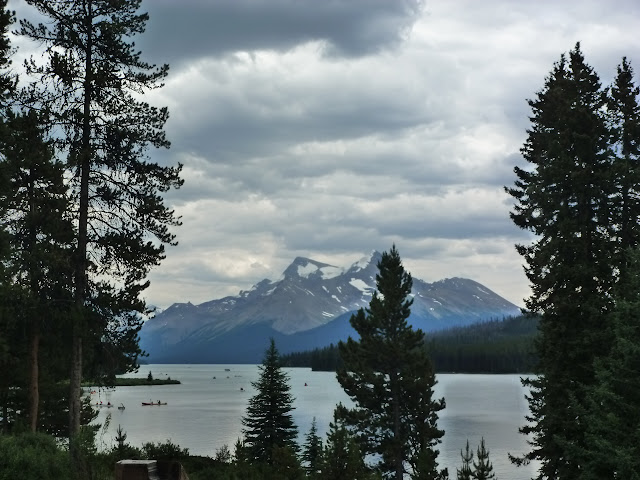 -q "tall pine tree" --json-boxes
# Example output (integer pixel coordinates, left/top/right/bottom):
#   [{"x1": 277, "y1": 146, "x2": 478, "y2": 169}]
[
  {"x1": 242, "y1": 338, "x2": 298, "y2": 465},
  {"x1": 578, "y1": 56, "x2": 640, "y2": 480},
  {"x1": 582, "y1": 248, "x2": 640, "y2": 479},
  {"x1": 18, "y1": 0, "x2": 183, "y2": 435},
  {"x1": 0, "y1": 0, "x2": 18, "y2": 433},
  {"x1": 506, "y1": 43, "x2": 616, "y2": 478},
  {"x1": 337, "y1": 245, "x2": 446, "y2": 480},
  {"x1": 609, "y1": 57, "x2": 640, "y2": 279},
  {"x1": 0, "y1": 0, "x2": 14, "y2": 108},
  {"x1": 0, "y1": 110, "x2": 75, "y2": 432}
]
